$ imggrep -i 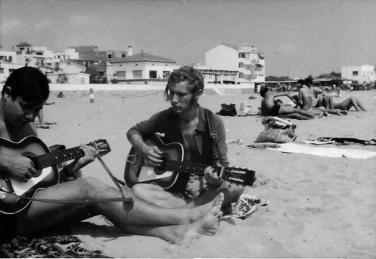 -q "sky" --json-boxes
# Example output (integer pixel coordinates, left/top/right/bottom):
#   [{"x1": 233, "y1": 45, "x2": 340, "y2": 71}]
[{"x1": 0, "y1": 0, "x2": 376, "y2": 78}]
